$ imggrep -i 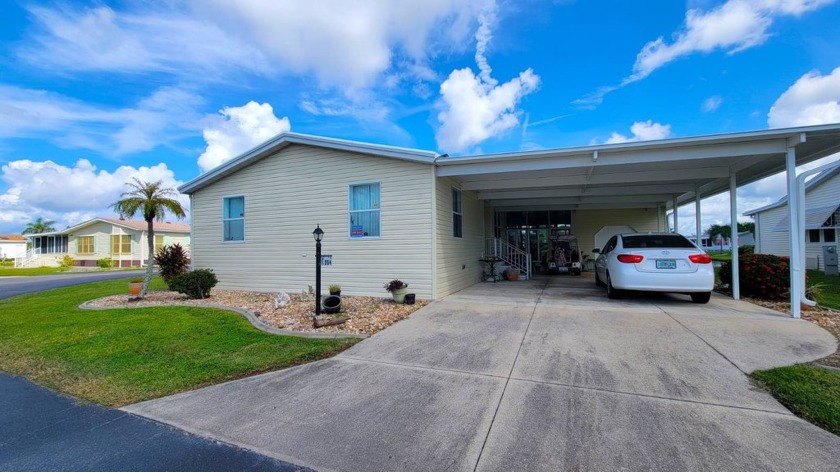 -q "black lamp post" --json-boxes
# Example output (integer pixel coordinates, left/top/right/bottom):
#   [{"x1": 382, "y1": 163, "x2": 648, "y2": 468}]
[{"x1": 313, "y1": 225, "x2": 324, "y2": 318}]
